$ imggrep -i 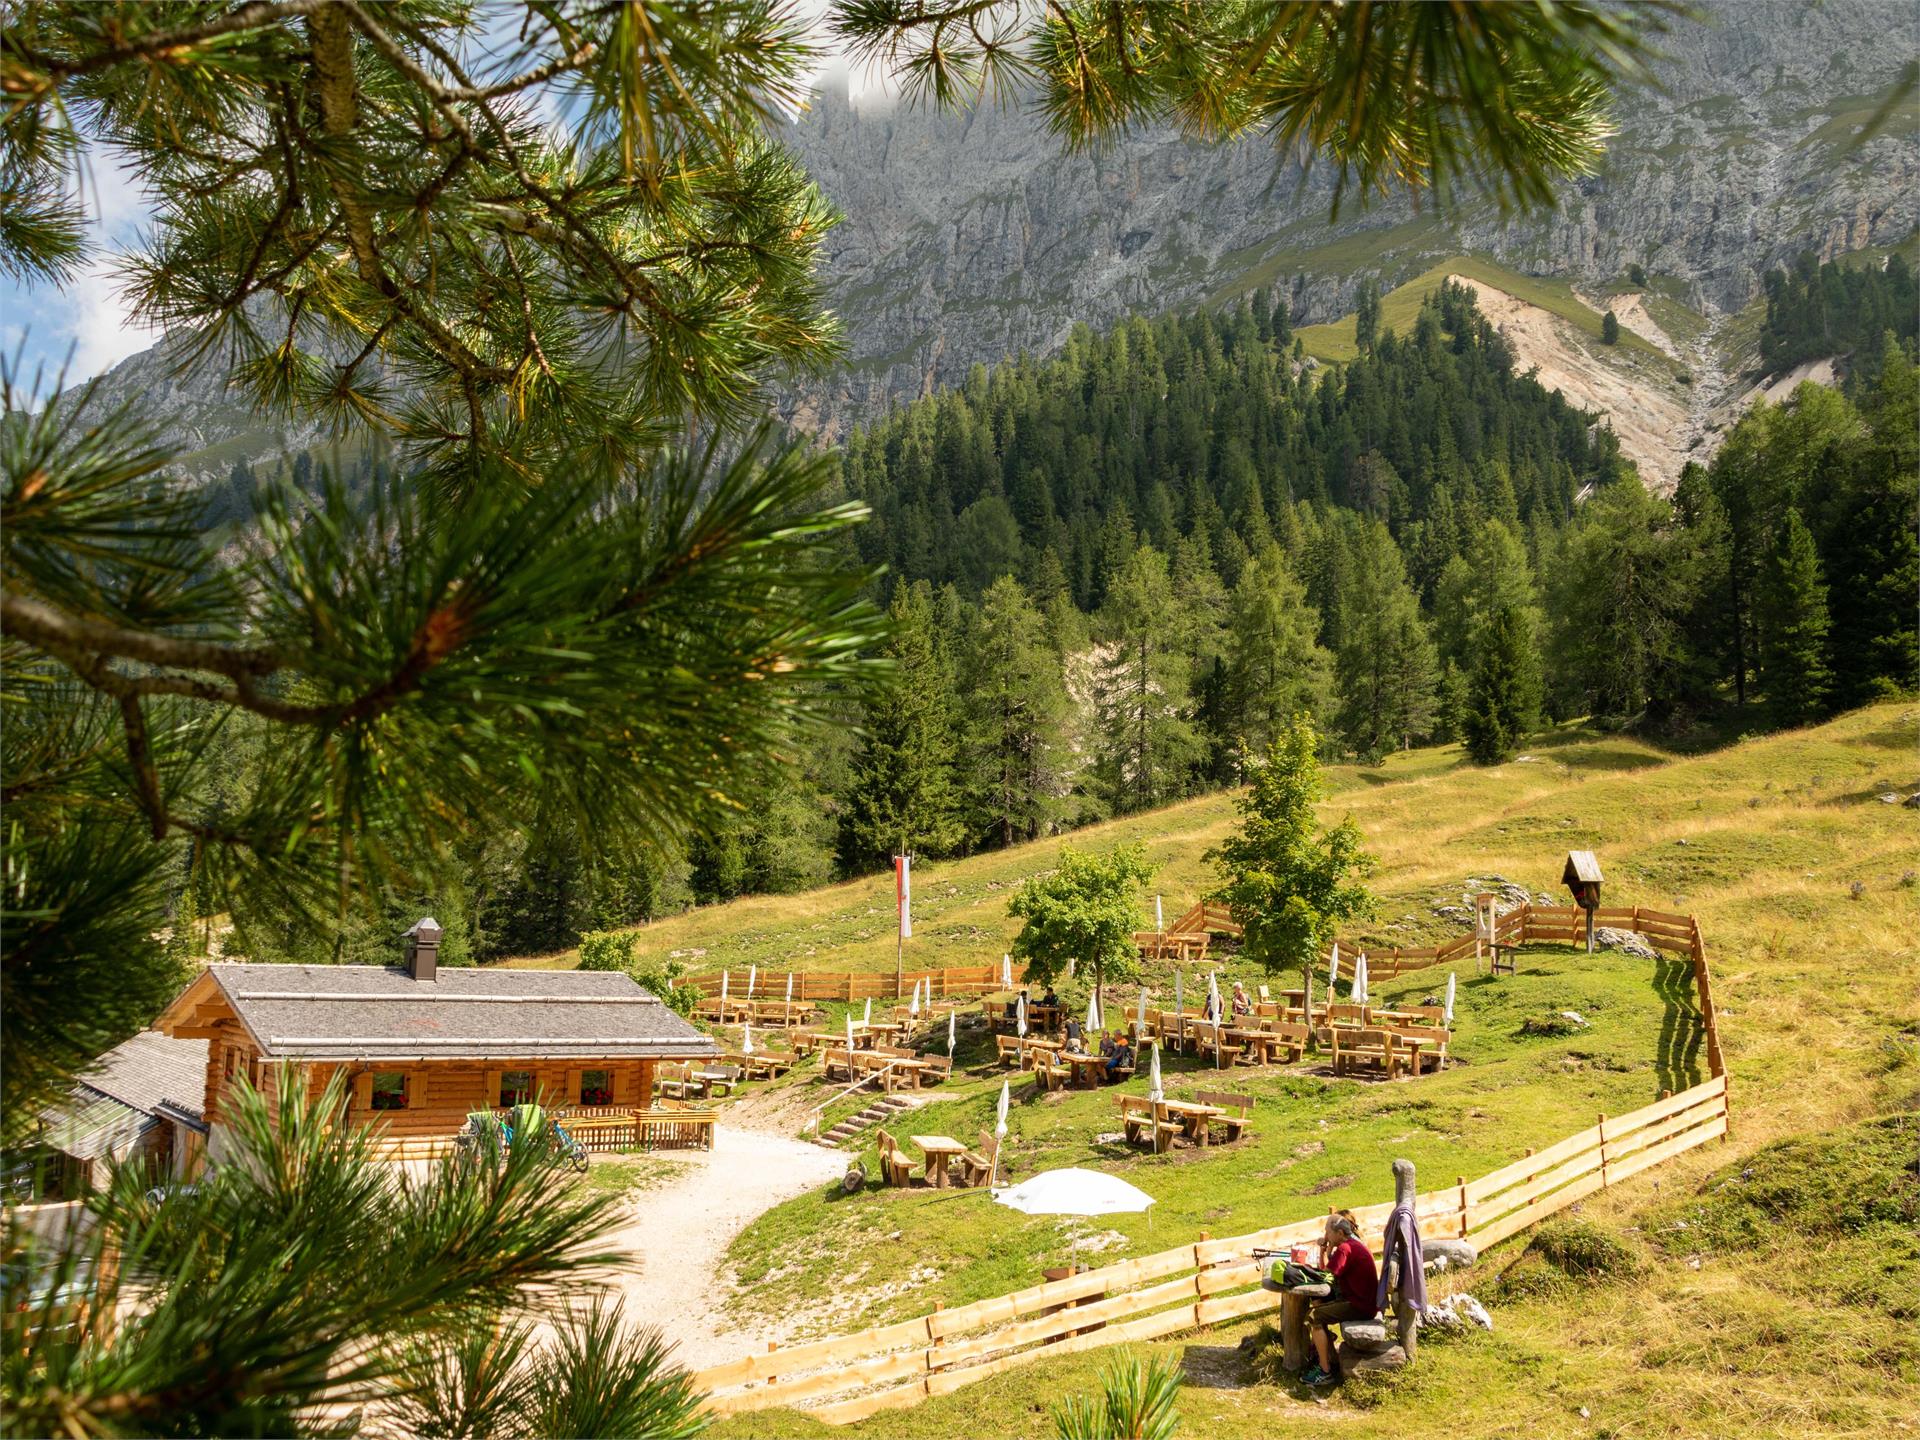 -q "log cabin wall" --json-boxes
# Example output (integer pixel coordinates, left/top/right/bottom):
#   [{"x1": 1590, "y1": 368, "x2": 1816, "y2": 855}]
[{"x1": 278, "y1": 1057, "x2": 663, "y2": 1138}]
